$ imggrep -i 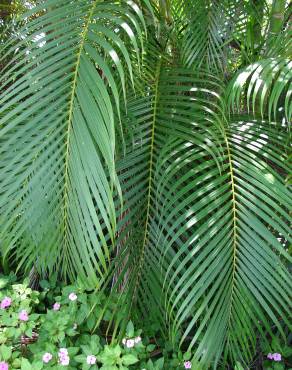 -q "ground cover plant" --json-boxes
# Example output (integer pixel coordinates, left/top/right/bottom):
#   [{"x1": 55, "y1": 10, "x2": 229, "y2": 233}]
[
  {"x1": 0, "y1": 276, "x2": 291, "y2": 369},
  {"x1": 0, "y1": 276, "x2": 168, "y2": 369},
  {"x1": 0, "y1": 0, "x2": 291, "y2": 368}
]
